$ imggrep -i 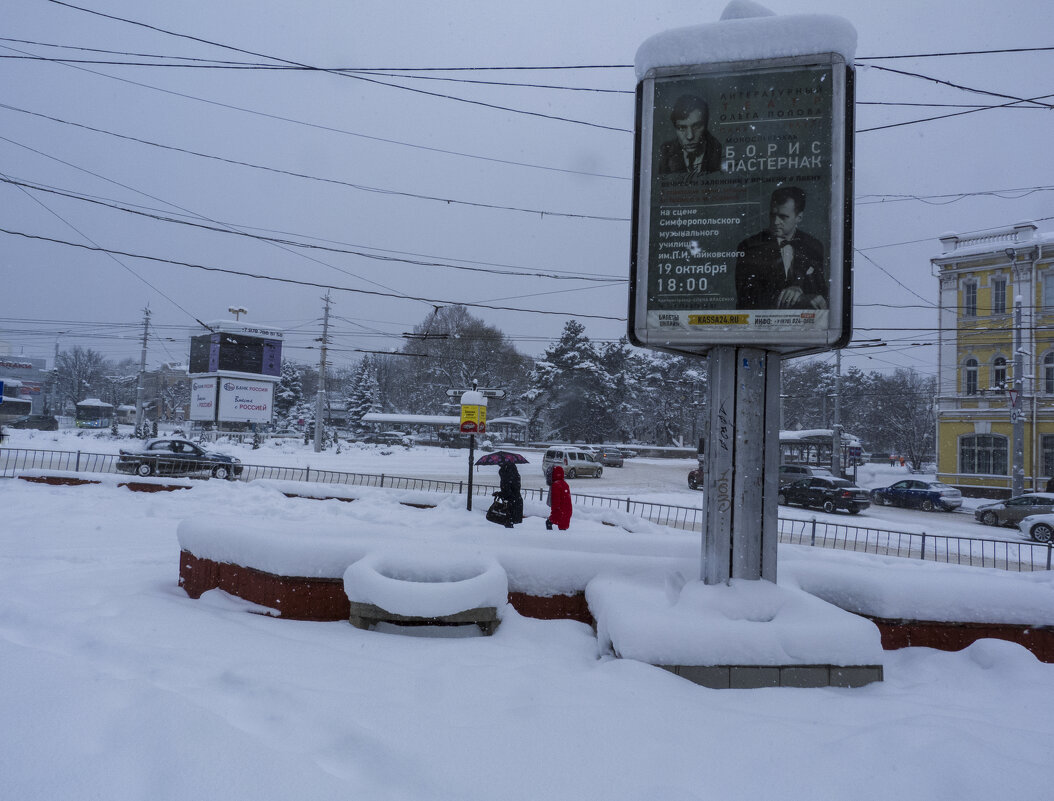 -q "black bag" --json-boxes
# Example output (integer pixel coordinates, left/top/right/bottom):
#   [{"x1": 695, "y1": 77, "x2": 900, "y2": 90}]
[
  {"x1": 486, "y1": 495, "x2": 511, "y2": 526},
  {"x1": 486, "y1": 495, "x2": 508, "y2": 524}
]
